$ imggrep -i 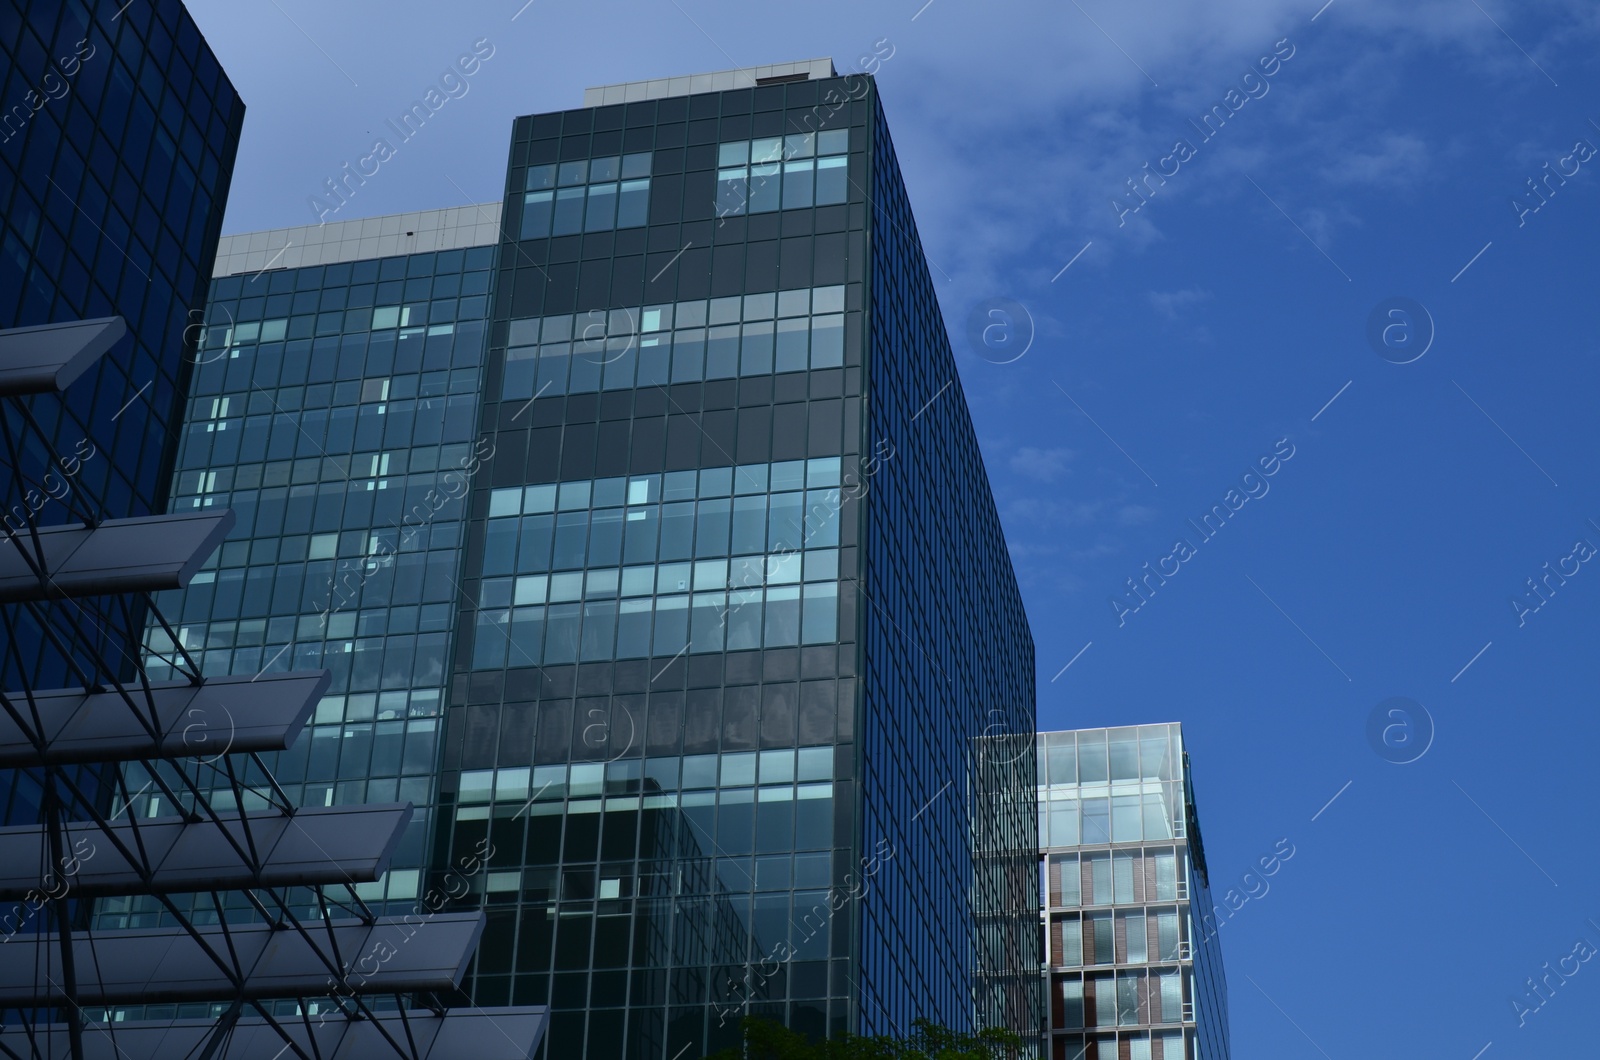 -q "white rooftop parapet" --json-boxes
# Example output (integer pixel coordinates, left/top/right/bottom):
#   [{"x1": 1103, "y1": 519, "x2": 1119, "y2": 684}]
[
  {"x1": 583, "y1": 58, "x2": 838, "y2": 107},
  {"x1": 212, "y1": 202, "x2": 503, "y2": 278}
]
